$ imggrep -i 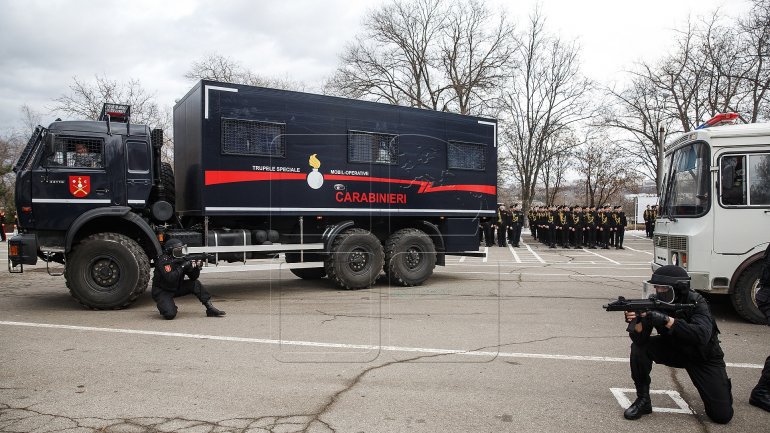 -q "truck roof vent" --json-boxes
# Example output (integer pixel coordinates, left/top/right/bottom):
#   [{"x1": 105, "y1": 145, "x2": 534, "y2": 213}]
[{"x1": 99, "y1": 103, "x2": 131, "y2": 123}]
